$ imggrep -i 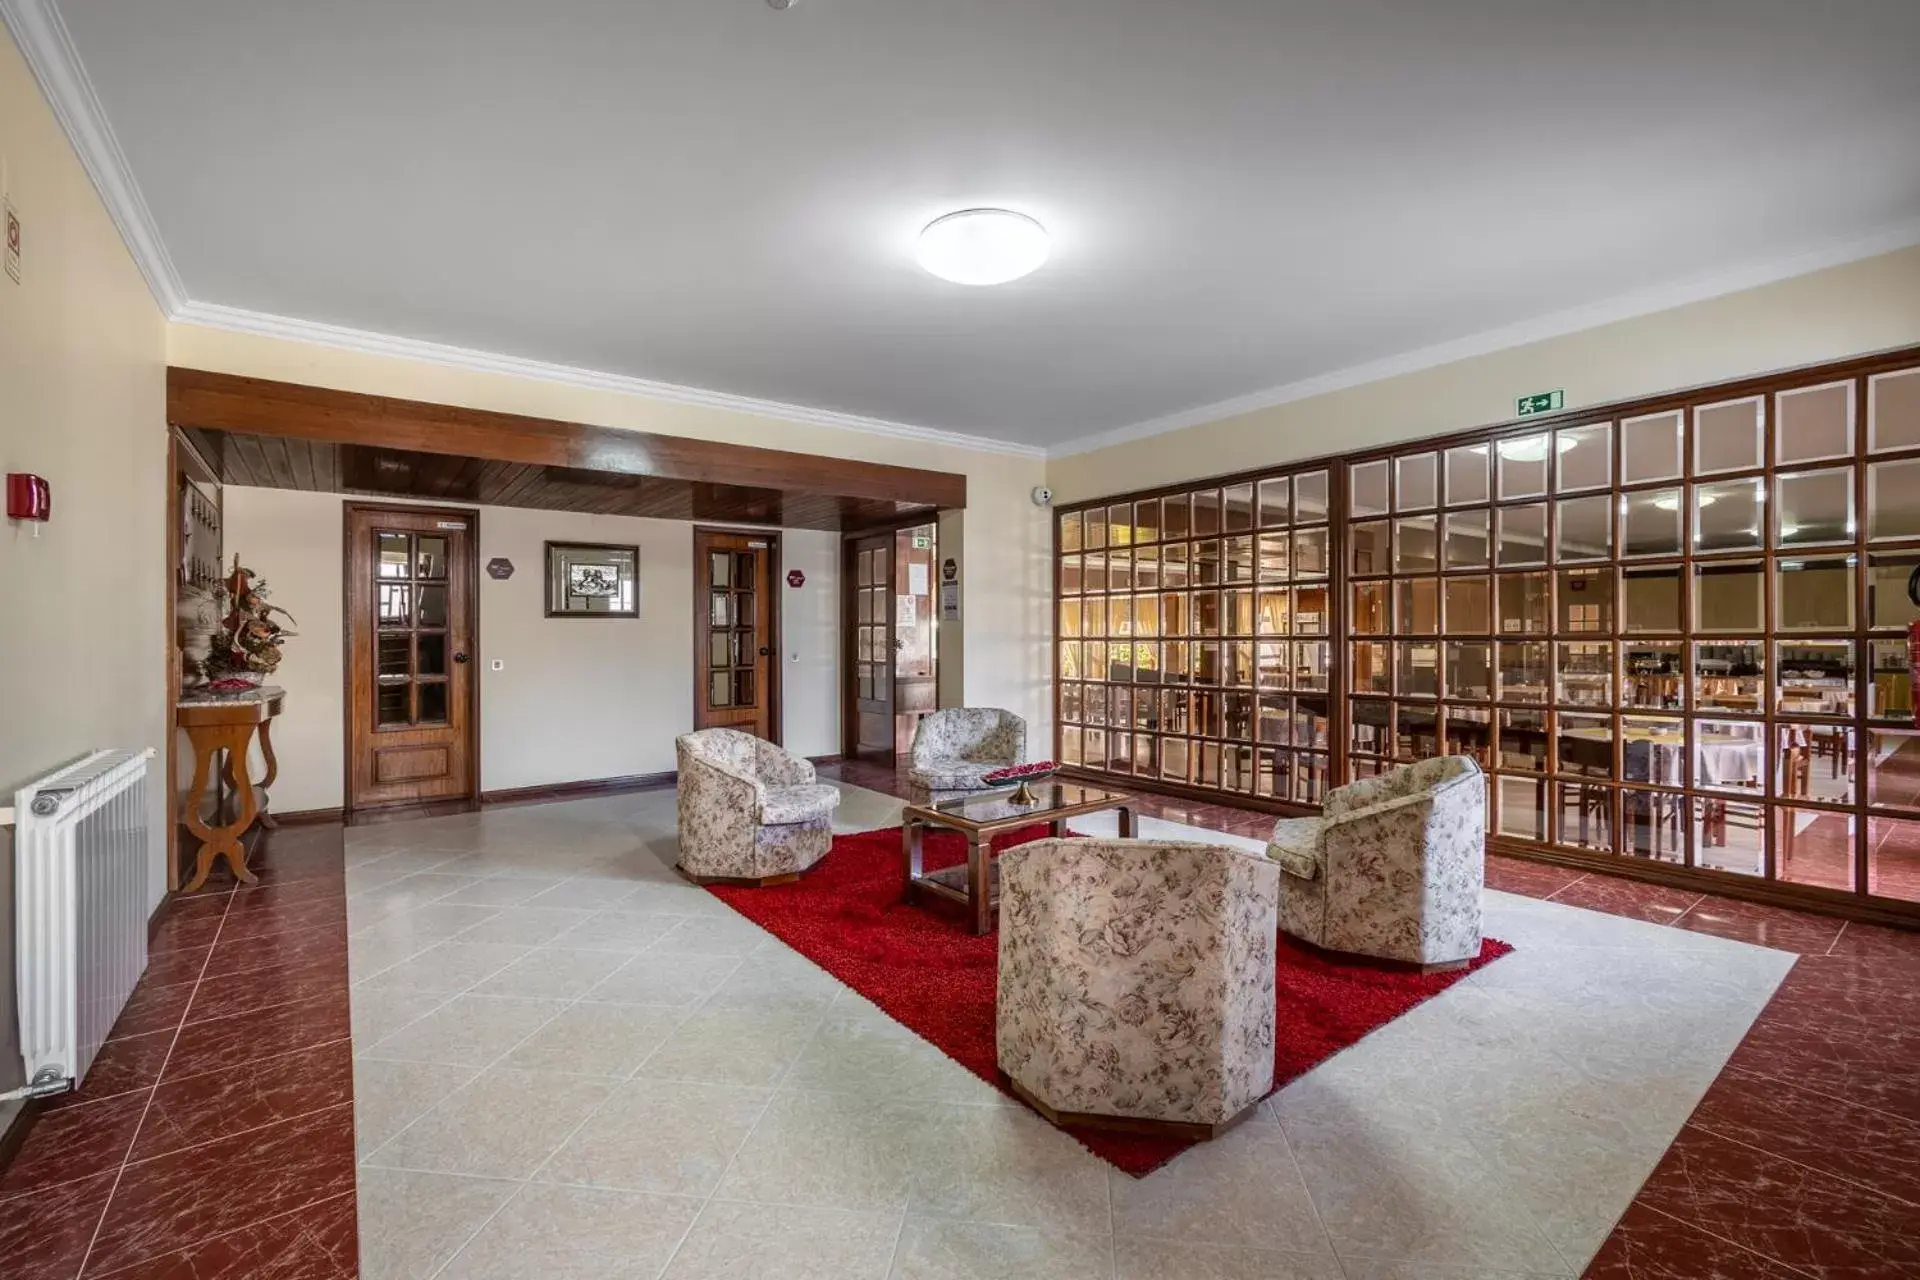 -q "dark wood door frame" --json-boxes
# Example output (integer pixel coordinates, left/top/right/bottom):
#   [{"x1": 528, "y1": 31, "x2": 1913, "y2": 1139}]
[
  {"x1": 341, "y1": 502, "x2": 482, "y2": 815},
  {"x1": 692, "y1": 526, "x2": 783, "y2": 744}
]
